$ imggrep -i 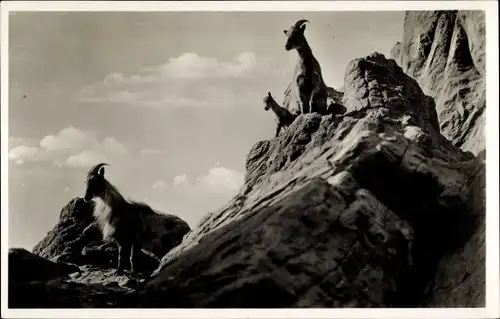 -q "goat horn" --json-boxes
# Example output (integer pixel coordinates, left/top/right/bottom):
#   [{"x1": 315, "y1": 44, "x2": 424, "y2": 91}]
[
  {"x1": 293, "y1": 19, "x2": 310, "y2": 29},
  {"x1": 88, "y1": 163, "x2": 109, "y2": 176}
]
